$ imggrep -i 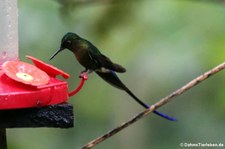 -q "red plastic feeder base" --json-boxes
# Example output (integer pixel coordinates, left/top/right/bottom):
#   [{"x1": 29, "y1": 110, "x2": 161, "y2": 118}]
[{"x1": 0, "y1": 56, "x2": 70, "y2": 110}]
